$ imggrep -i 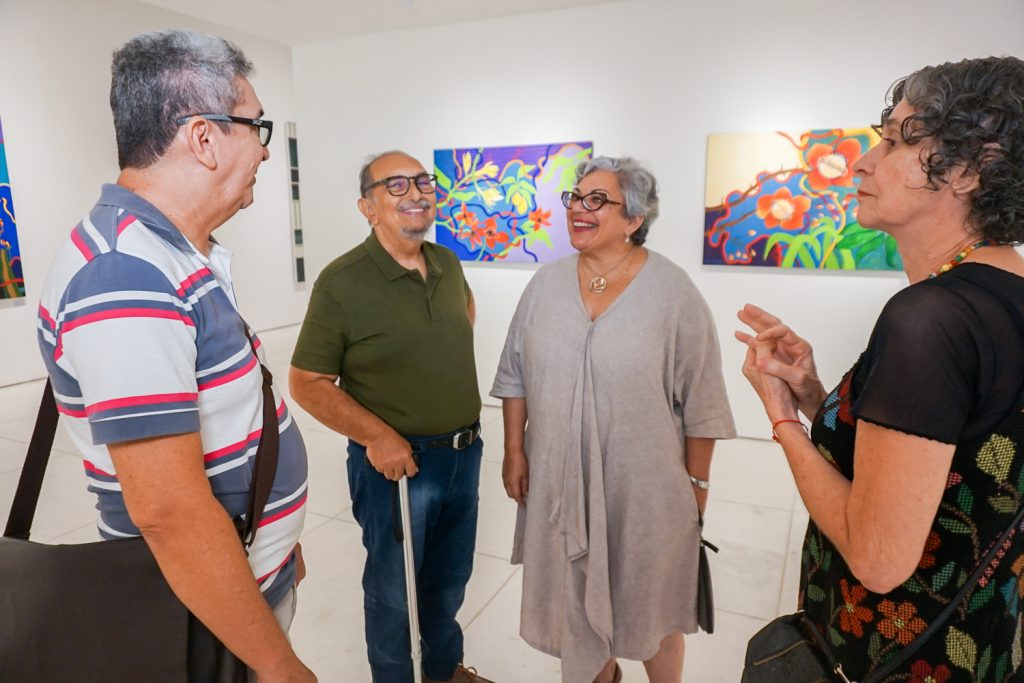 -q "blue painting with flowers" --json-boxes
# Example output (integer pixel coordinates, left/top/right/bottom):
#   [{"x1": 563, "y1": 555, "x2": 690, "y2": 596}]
[
  {"x1": 703, "y1": 127, "x2": 902, "y2": 271},
  {"x1": 0, "y1": 117, "x2": 25, "y2": 299},
  {"x1": 434, "y1": 141, "x2": 592, "y2": 263}
]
